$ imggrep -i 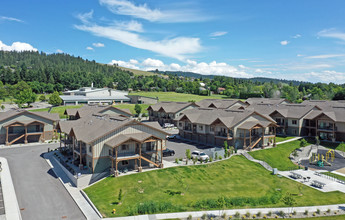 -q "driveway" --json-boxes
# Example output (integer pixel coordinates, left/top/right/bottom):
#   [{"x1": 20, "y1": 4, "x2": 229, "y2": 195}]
[
  {"x1": 165, "y1": 139, "x2": 212, "y2": 162},
  {"x1": 0, "y1": 144, "x2": 85, "y2": 220}
]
